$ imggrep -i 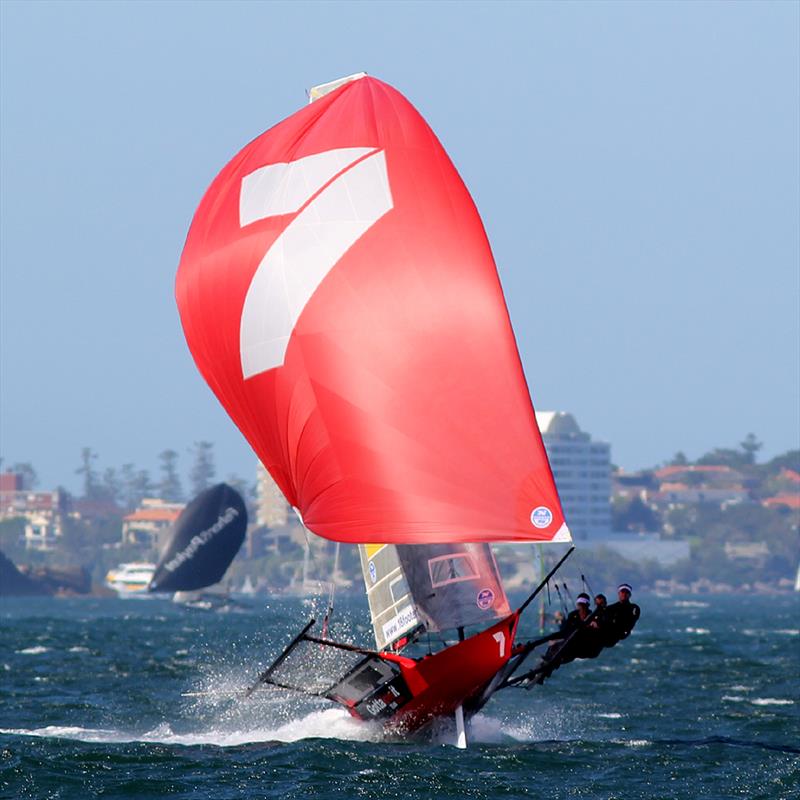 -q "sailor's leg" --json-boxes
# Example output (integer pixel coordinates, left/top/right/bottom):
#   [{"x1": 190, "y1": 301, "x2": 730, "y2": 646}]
[{"x1": 454, "y1": 704, "x2": 467, "y2": 749}]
